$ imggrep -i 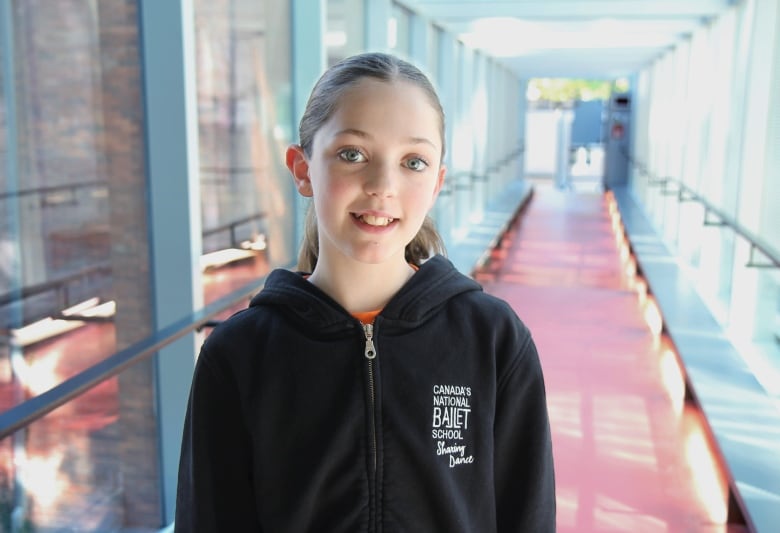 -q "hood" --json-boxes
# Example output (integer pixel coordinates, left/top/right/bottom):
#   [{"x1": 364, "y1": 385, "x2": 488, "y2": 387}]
[{"x1": 249, "y1": 255, "x2": 482, "y2": 332}]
